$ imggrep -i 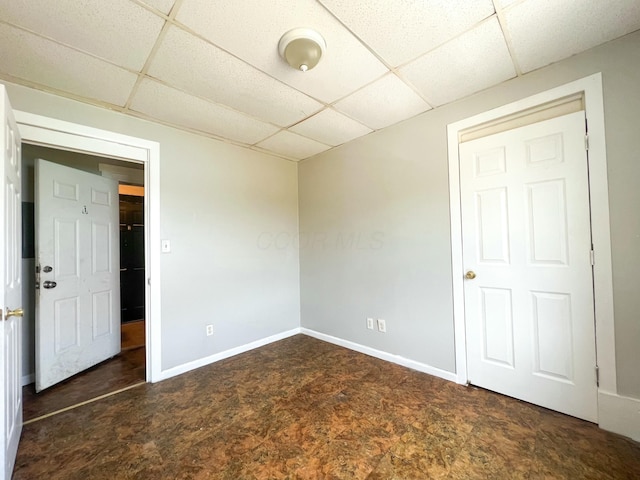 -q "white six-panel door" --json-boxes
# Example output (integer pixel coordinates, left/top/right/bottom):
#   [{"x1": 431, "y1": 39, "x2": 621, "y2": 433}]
[
  {"x1": 0, "y1": 86, "x2": 22, "y2": 480},
  {"x1": 35, "y1": 159, "x2": 120, "y2": 392},
  {"x1": 460, "y1": 111, "x2": 598, "y2": 421}
]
